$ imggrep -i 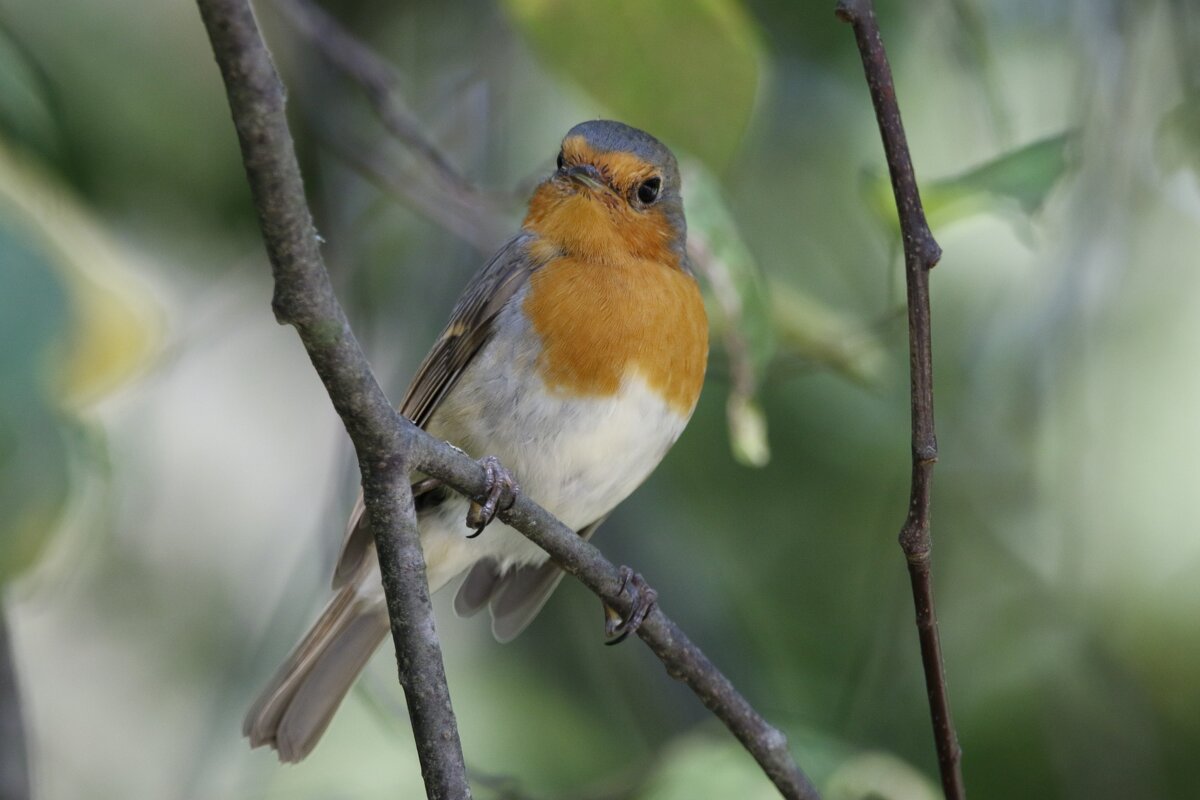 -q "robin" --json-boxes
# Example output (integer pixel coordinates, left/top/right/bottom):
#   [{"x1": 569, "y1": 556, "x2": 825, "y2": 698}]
[{"x1": 243, "y1": 120, "x2": 709, "y2": 762}]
